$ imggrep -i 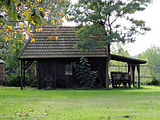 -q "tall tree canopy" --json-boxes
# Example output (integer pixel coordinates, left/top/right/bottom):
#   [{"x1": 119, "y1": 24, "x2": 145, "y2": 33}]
[
  {"x1": 0, "y1": 0, "x2": 69, "y2": 52},
  {"x1": 0, "y1": 0, "x2": 69, "y2": 83},
  {"x1": 69, "y1": 0, "x2": 151, "y2": 89}
]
